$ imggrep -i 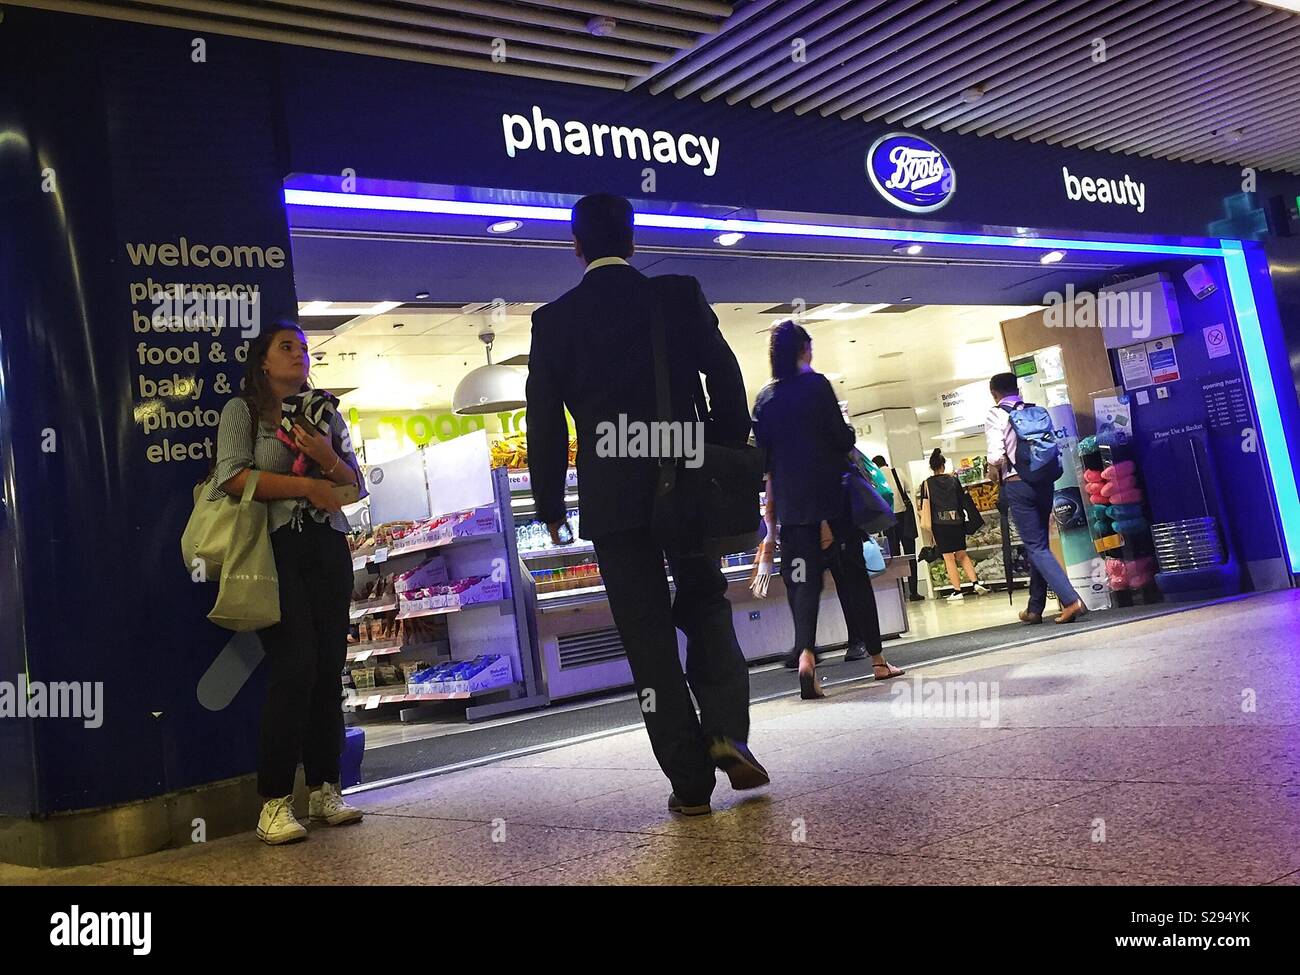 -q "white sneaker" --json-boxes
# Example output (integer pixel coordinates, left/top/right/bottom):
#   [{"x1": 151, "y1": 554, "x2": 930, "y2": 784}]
[
  {"x1": 946, "y1": 592, "x2": 965, "y2": 602},
  {"x1": 973, "y1": 583, "x2": 991, "y2": 596},
  {"x1": 309, "y1": 782, "x2": 363, "y2": 826},
  {"x1": 256, "y1": 796, "x2": 307, "y2": 846}
]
